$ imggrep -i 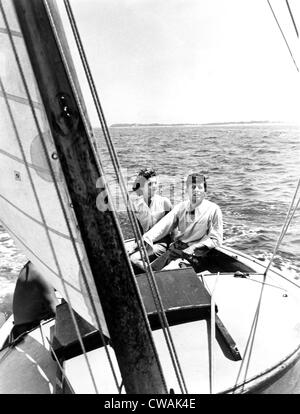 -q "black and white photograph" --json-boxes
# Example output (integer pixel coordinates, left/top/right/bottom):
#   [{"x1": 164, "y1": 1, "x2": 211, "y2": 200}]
[{"x1": 0, "y1": 0, "x2": 299, "y2": 396}]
